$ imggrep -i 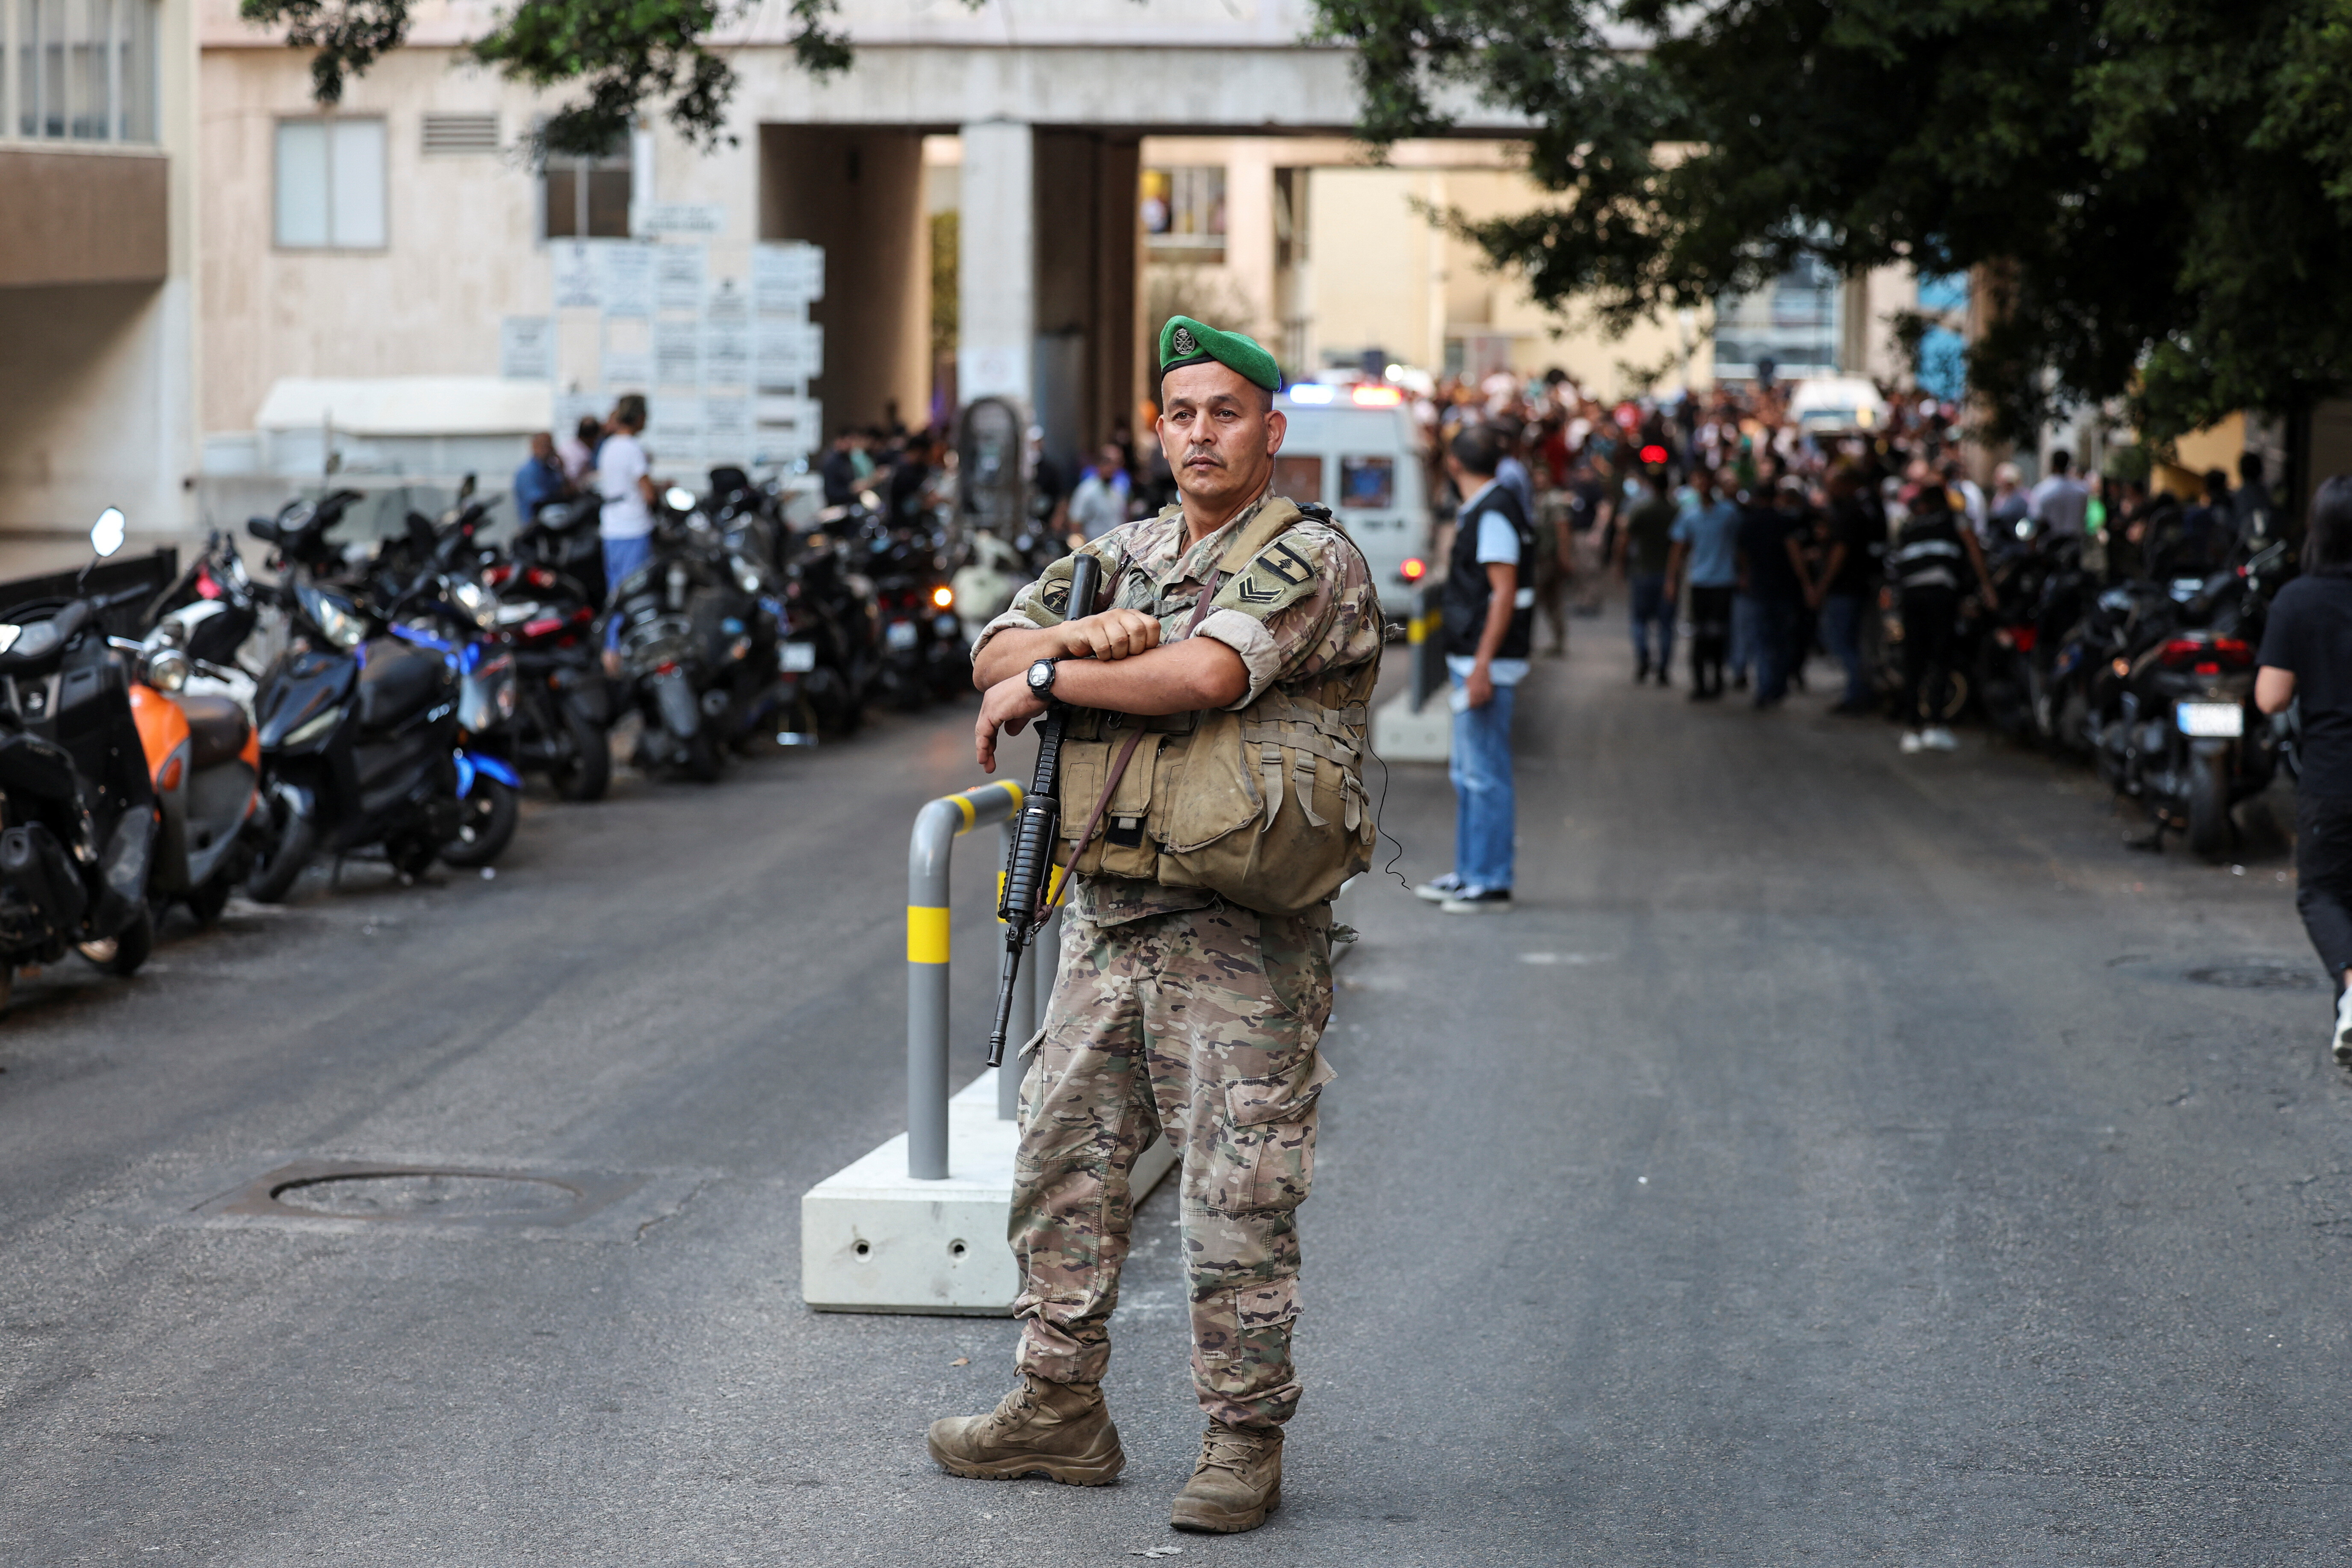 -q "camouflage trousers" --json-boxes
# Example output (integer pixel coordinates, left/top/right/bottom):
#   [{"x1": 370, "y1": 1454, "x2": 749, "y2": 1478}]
[{"x1": 1011, "y1": 900, "x2": 1336, "y2": 1429}]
